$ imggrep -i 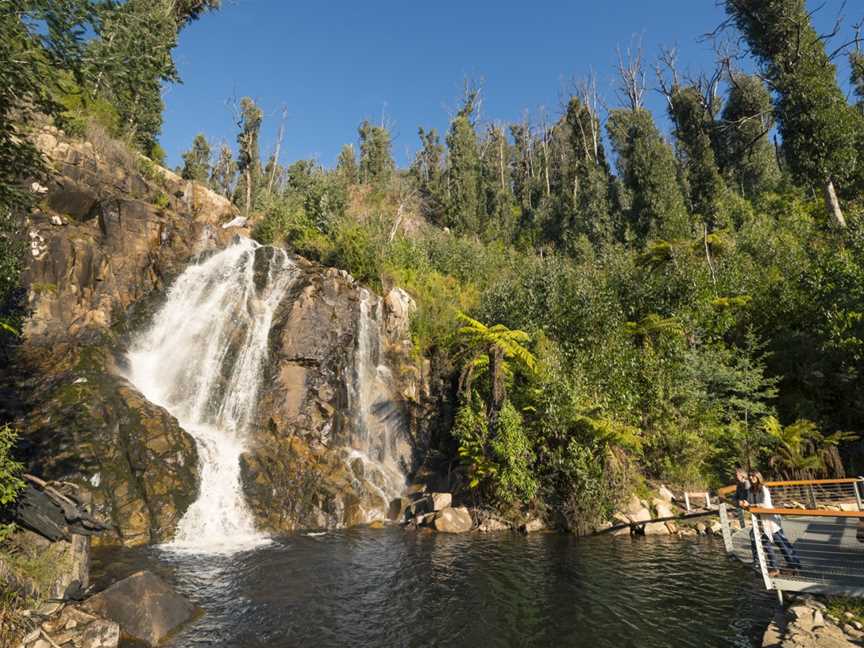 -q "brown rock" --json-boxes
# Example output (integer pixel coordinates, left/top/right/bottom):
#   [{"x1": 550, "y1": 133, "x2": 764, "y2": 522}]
[
  {"x1": 643, "y1": 522, "x2": 670, "y2": 536},
  {"x1": 83, "y1": 571, "x2": 199, "y2": 647},
  {"x1": 433, "y1": 507, "x2": 473, "y2": 533},
  {"x1": 430, "y1": 492, "x2": 452, "y2": 511}
]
